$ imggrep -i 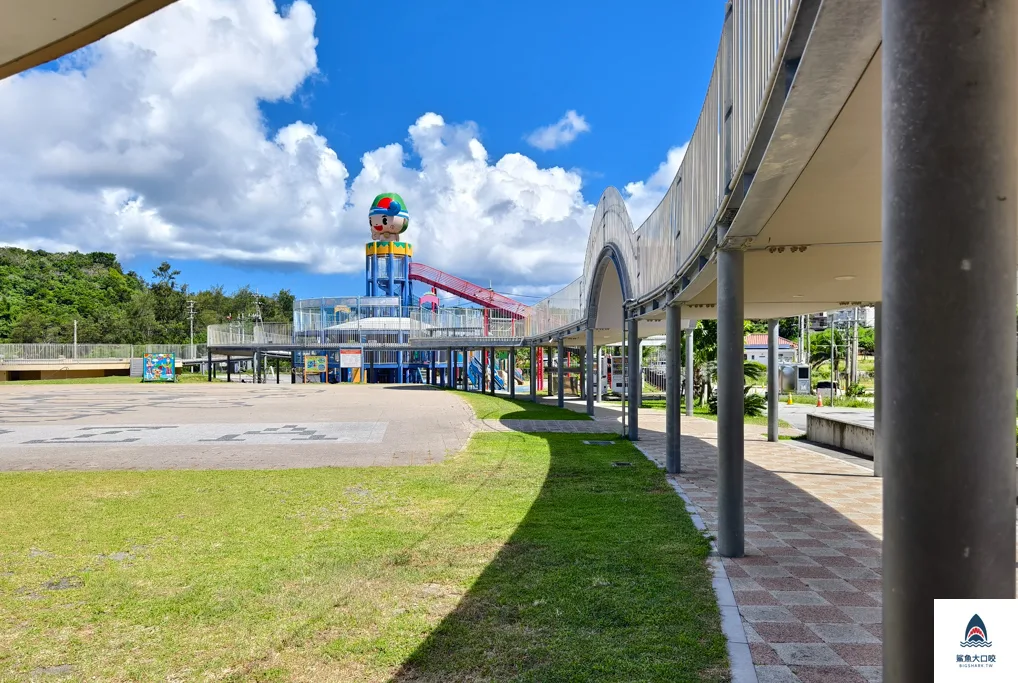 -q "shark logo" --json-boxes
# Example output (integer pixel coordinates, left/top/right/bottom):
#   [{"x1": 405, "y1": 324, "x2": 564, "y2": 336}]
[{"x1": 960, "y1": 614, "x2": 992, "y2": 647}]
